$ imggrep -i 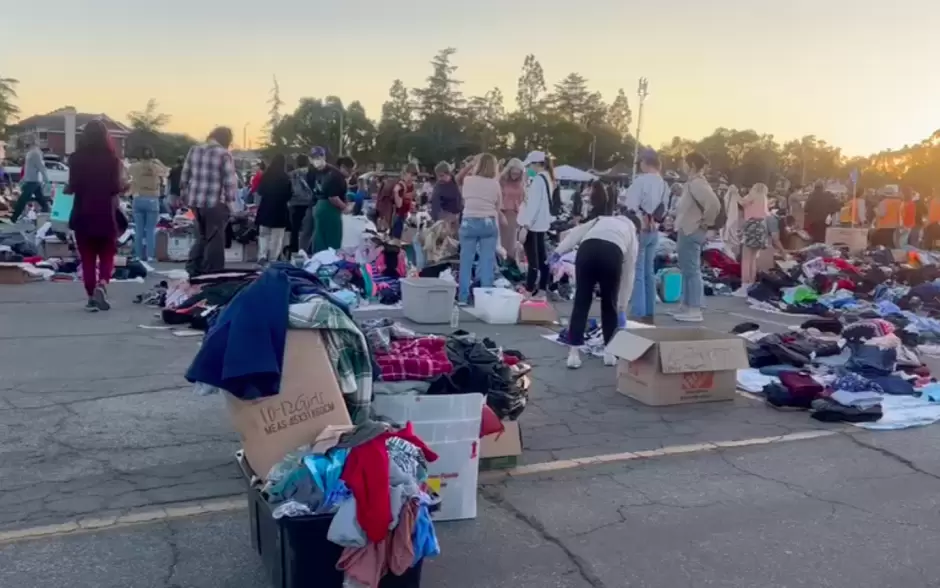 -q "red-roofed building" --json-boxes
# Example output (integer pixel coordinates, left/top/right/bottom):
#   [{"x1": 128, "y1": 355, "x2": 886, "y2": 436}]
[{"x1": 9, "y1": 106, "x2": 131, "y2": 157}]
